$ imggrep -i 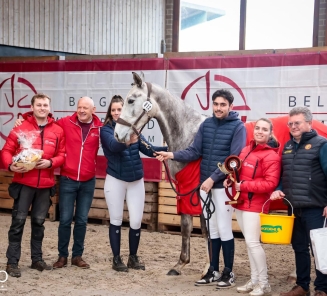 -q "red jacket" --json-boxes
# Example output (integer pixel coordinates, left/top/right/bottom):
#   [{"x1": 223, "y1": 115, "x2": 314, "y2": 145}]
[
  {"x1": 56, "y1": 112, "x2": 102, "y2": 181},
  {"x1": 232, "y1": 140, "x2": 281, "y2": 213},
  {"x1": 1, "y1": 112, "x2": 65, "y2": 188}
]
